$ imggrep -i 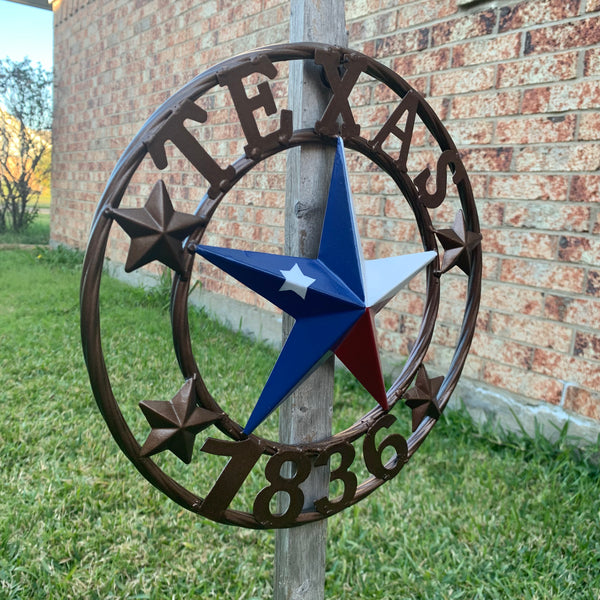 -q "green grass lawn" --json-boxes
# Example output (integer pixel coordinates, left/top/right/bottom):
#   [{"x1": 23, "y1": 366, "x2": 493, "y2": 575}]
[
  {"x1": 1, "y1": 247, "x2": 599, "y2": 599},
  {"x1": 0, "y1": 211, "x2": 50, "y2": 245}
]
